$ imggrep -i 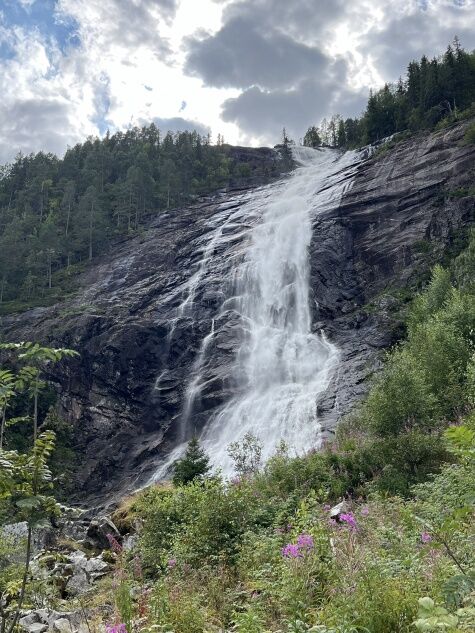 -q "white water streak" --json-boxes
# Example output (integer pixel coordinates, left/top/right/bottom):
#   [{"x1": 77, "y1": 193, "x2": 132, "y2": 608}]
[{"x1": 153, "y1": 147, "x2": 360, "y2": 480}]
